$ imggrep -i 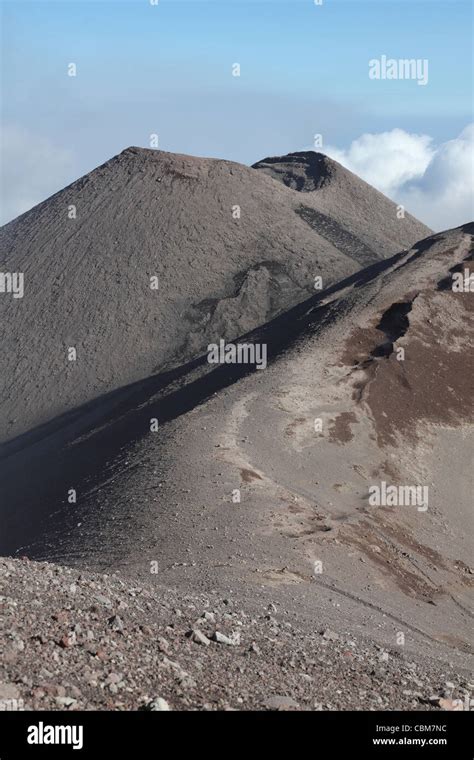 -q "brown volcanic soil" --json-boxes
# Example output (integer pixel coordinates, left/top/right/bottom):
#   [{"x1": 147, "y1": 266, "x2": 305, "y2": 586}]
[
  {"x1": 364, "y1": 286, "x2": 473, "y2": 447},
  {"x1": 0, "y1": 148, "x2": 430, "y2": 443}
]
